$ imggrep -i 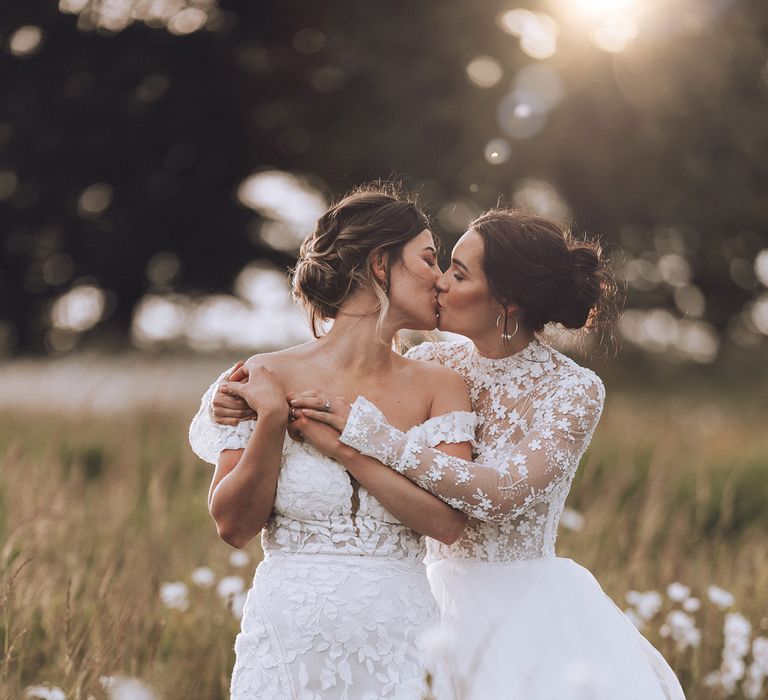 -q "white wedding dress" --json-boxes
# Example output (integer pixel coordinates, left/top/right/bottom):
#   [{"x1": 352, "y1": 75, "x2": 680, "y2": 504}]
[
  {"x1": 338, "y1": 338, "x2": 686, "y2": 700},
  {"x1": 189, "y1": 369, "x2": 476, "y2": 700}
]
